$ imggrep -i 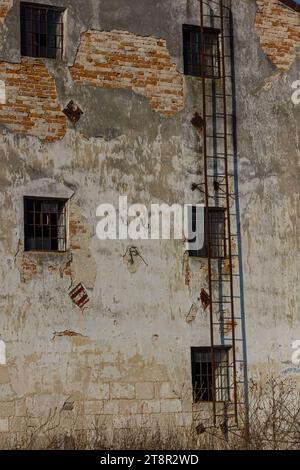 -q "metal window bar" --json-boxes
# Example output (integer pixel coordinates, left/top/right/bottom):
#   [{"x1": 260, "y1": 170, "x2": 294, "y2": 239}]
[
  {"x1": 192, "y1": 347, "x2": 230, "y2": 403},
  {"x1": 209, "y1": 207, "x2": 226, "y2": 258},
  {"x1": 24, "y1": 197, "x2": 67, "y2": 252},
  {"x1": 188, "y1": 206, "x2": 225, "y2": 258},
  {"x1": 183, "y1": 25, "x2": 221, "y2": 79},
  {"x1": 21, "y1": 3, "x2": 64, "y2": 59}
]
